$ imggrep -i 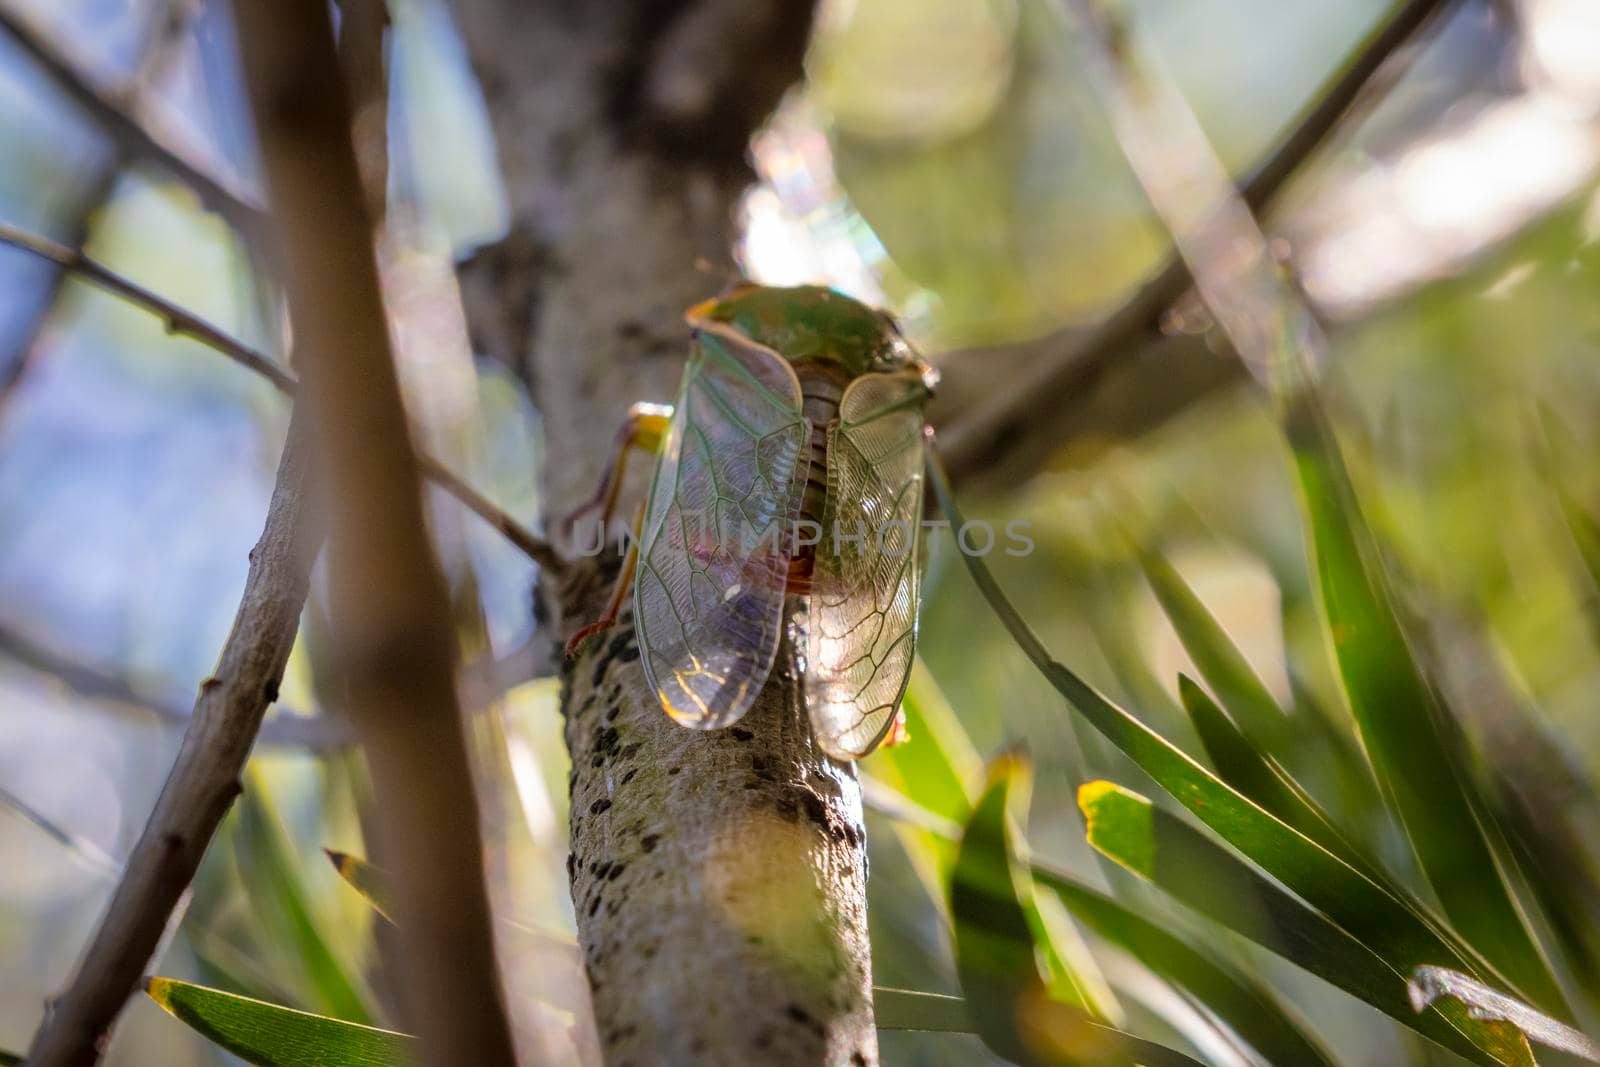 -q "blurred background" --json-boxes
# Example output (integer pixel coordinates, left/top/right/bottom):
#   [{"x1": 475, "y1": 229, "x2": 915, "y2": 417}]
[{"x1": 0, "y1": 0, "x2": 1598, "y2": 1063}]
